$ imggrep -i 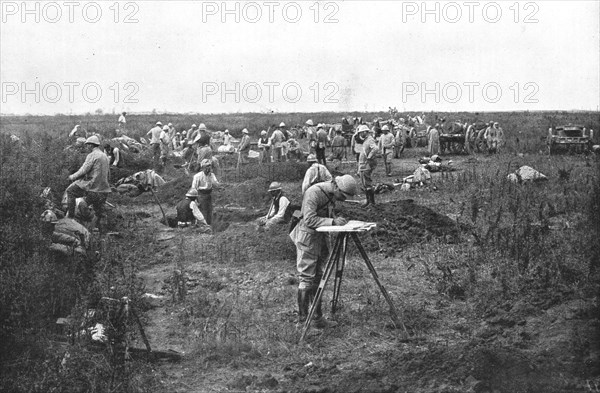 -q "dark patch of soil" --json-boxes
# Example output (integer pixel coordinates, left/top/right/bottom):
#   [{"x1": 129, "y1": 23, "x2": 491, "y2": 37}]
[
  {"x1": 146, "y1": 176, "x2": 270, "y2": 209},
  {"x1": 214, "y1": 178, "x2": 271, "y2": 208},
  {"x1": 152, "y1": 175, "x2": 193, "y2": 205},
  {"x1": 340, "y1": 200, "x2": 463, "y2": 255}
]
